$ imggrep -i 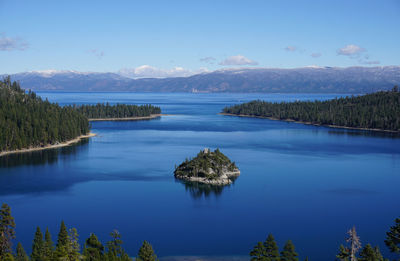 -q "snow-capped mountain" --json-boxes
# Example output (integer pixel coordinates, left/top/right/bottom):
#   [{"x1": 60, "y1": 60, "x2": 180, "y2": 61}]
[{"x1": 3, "y1": 66, "x2": 400, "y2": 93}]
